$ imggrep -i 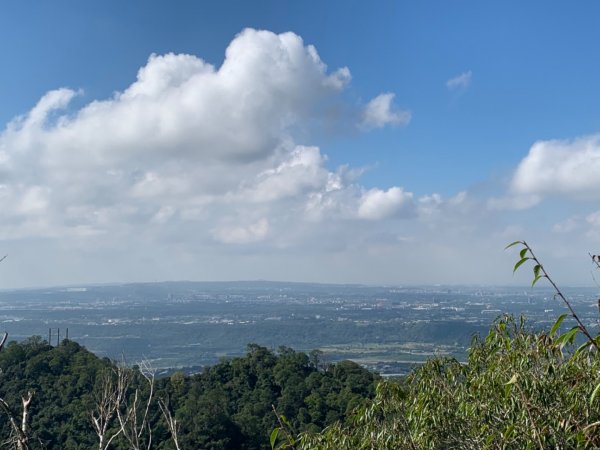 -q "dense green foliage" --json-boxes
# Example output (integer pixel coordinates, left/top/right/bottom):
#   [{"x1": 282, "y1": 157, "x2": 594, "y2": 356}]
[
  {"x1": 292, "y1": 316, "x2": 600, "y2": 449},
  {"x1": 0, "y1": 339, "x2": 378, "y2": 449},
  {"x1": 0, "y1": 337, "x2": 111, "y2": 449},
  {"x1": 169, "y1": 345, "x2": 378, "y2": 450}
]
